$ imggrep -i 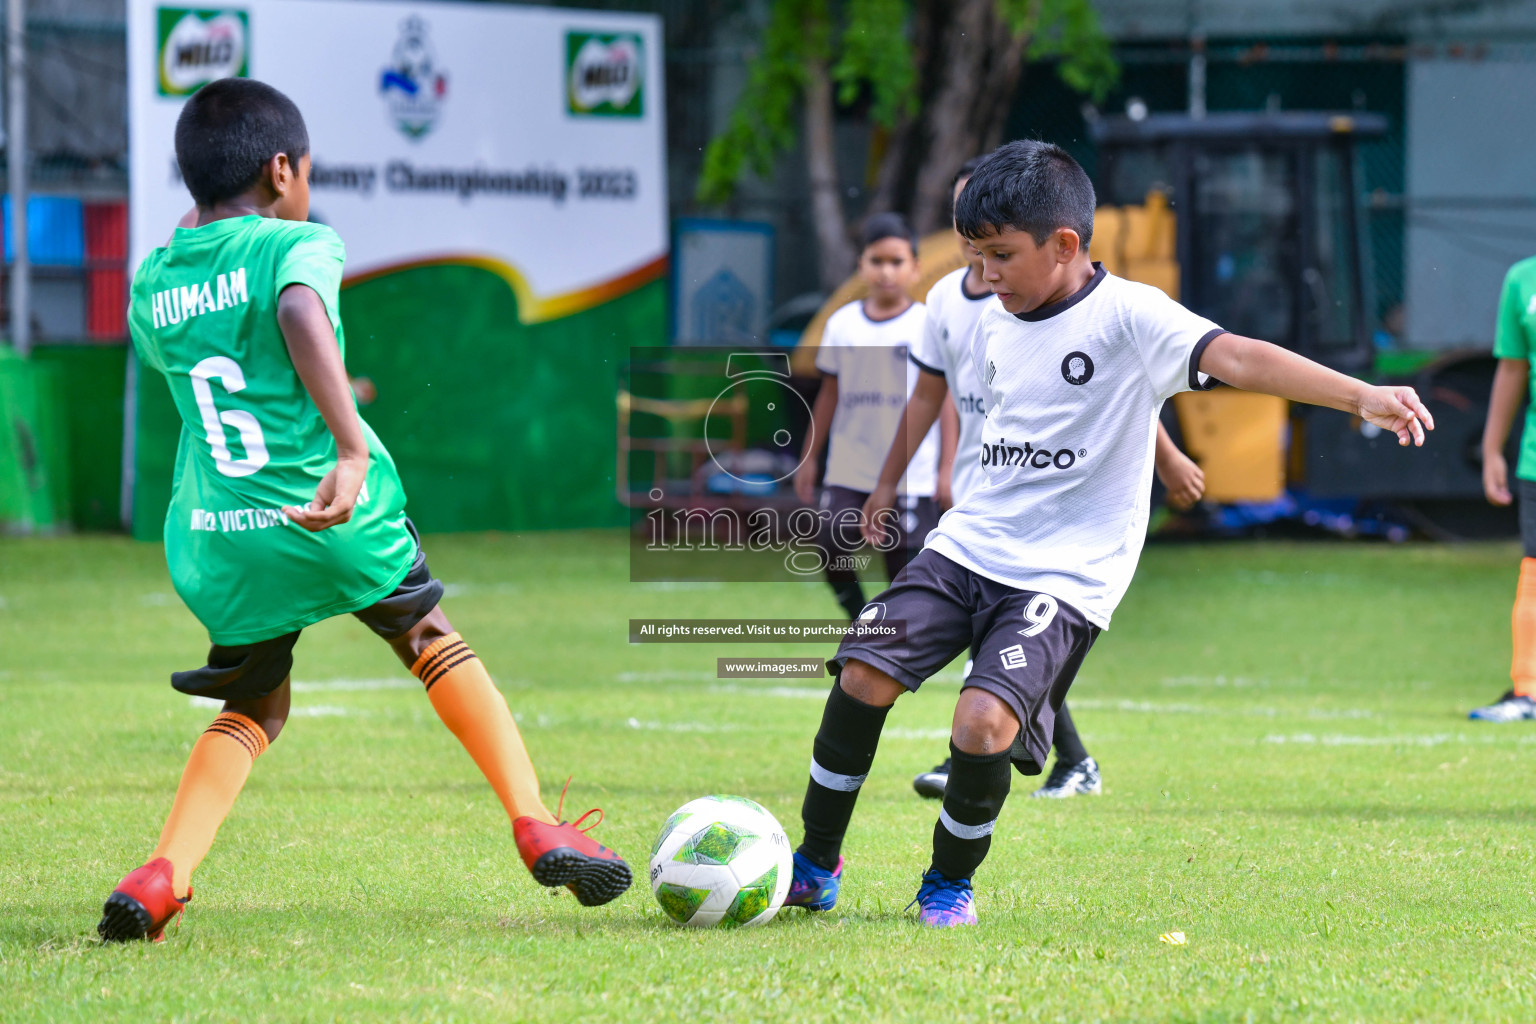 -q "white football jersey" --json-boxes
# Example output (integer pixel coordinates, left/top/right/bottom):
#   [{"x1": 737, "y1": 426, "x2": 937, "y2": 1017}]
[
  {"x1": 925, "y1": 264, "x2": 1223, "y2": 627},
  {"x1": 814, "y1": 300, "x2": 939, "y2": 496},
  {"x1": 912, "y1": 266, "x2": 996, "y2": 505}
]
